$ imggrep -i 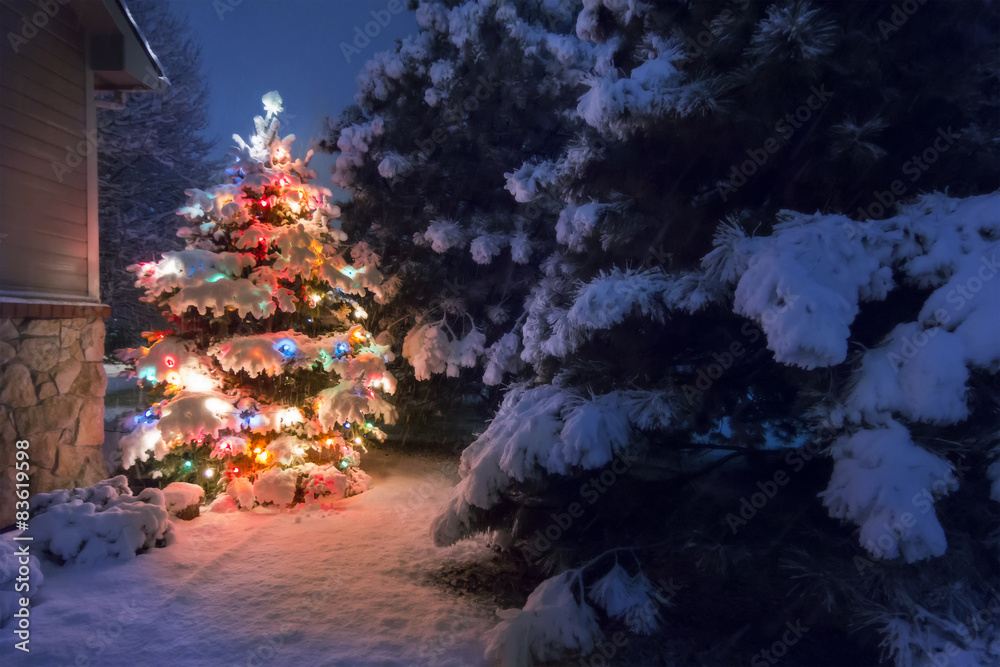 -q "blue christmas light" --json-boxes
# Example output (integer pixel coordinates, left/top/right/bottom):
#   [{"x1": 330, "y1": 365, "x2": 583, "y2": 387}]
[
  {"x1": 274, "y1": 338, "x2": 297, "y2": 358},
  {"x1": 334, "y1": 342, "x2": 350, "y2": 357}
]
